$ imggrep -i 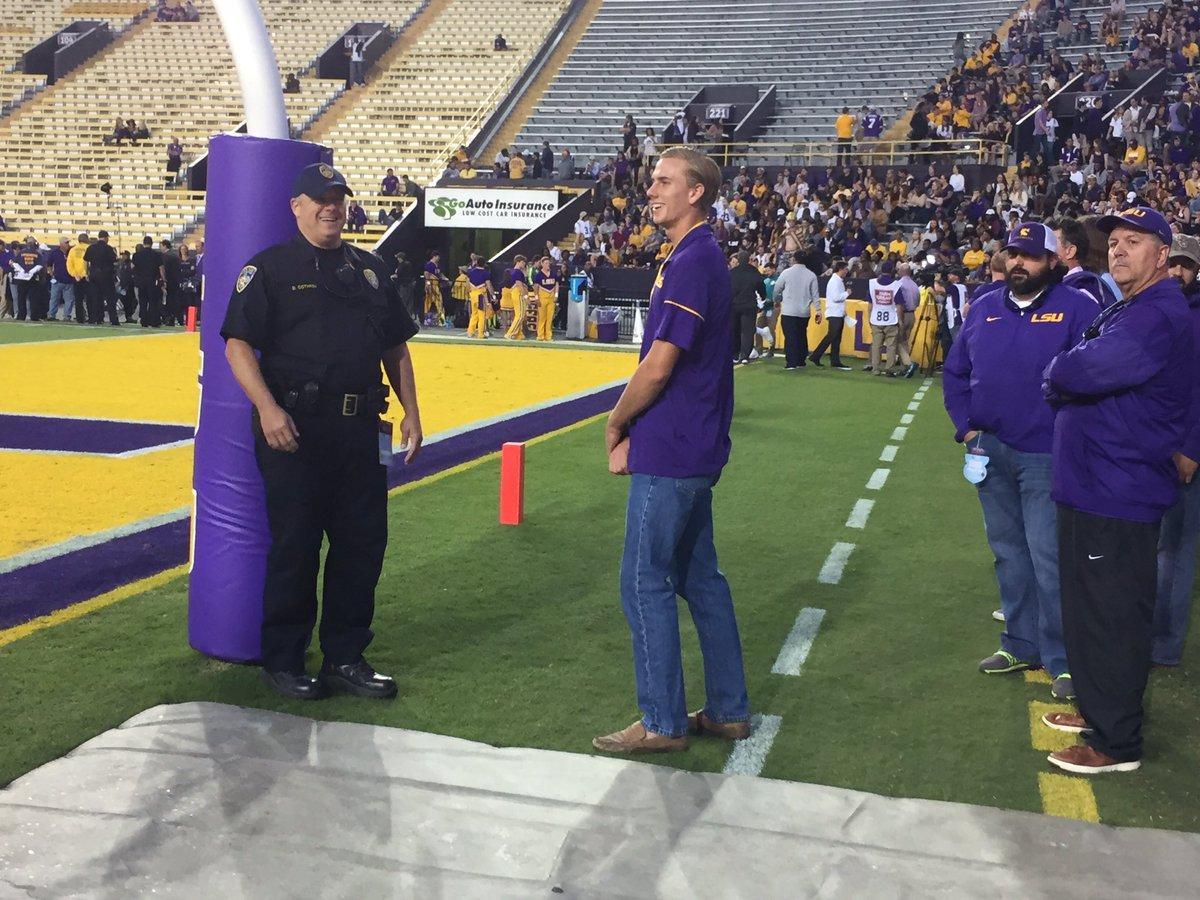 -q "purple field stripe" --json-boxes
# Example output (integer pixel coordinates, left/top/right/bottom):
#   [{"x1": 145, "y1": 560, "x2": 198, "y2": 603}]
[
  {"x1": 387, "y1": 384, "x2": 622, "y2": 489},
  {"x1": 0, "y1": 384, "x2": 621, "y2": 632},
  {"x1": 0, "y1": 414, "x2": 193, "y2": 455},
  {"x1": 0, "y1": 519, "x2": 190, "y2": 629}
]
